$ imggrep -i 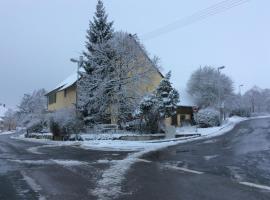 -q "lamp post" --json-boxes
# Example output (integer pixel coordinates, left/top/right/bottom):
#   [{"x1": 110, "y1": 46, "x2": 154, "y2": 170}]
[
  {"x1": 70, "y1": 56, "x2": 84, "y2": 110},
  {"x1": 239, "y1": 84, "x2": 244, "y2": 116},
  {"x1": 217, "y1": 66, "x2": 225, "y2": 123},
  {"x1": 239, "y1": 84, "x2": 244, "y2": 96}
]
